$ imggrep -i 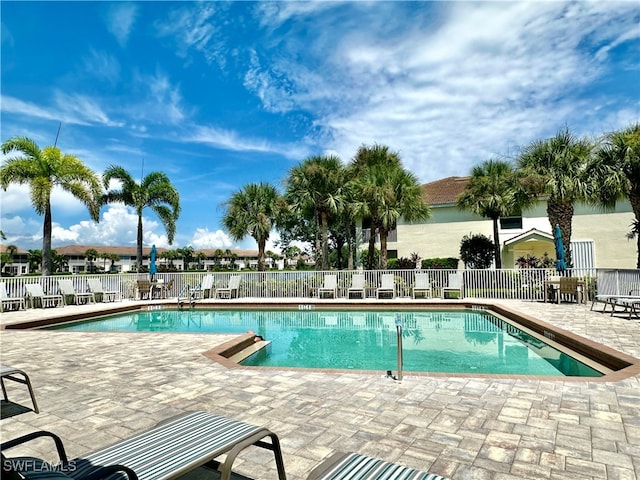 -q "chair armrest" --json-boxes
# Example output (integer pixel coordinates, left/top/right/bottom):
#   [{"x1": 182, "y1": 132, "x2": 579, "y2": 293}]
[
  {"x1": 1, "y1": 431, "x2": 68, "y2": 464},
  {"x1": 82, "y1": 464, "x2": 138, "y2": 480}
]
